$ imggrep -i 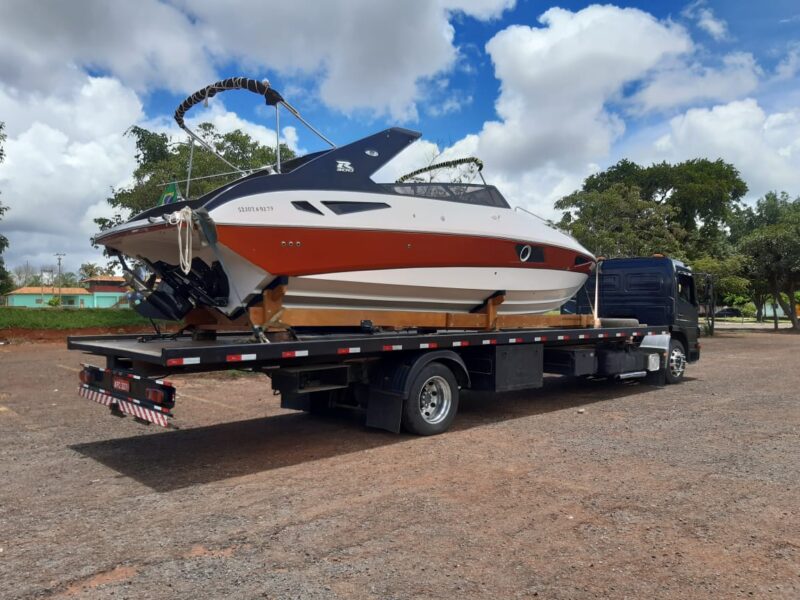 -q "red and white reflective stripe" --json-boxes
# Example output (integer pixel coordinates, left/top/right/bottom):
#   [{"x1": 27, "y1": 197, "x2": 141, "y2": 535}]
[
  {"x1": 615, "y1": 332, "x2": 625, "y2": 337},
  {"x1": 418, "y1": 342, "x2": 438, "y2": 349},
  {"x1": 116, "y1": 398, "x2": 169, "y2": 427},
  {"x1": 337, "y1": 347, "x2": 361, "y2": 354},
  {"x1": 166, "y1": 357, "x2": 200, "y2": 366},
  {"x1": 226, "y1": 353, "x2": 257, "y2": 362},
  {"x1": 557, "y1": 335, "x2": 571, "y2": 341},
  {"x1": 281, "y1": 350, "x2": 309, "y2": 358},
  {"x1": 79, "y1": 385, "x2": 113, "y2": 407},
  {"x1": 508, "y1": 337, "x2": 523, "y2": 343},
  {"x1": 382, "y1": 344, "x2": 403, "y2": 351},
  {"x1": 452, "y1": 341, "x2": 470, "y2": 347},
  {"x1": 533, "y1": 336, "x2": 547, "y2": 342},
  {"x1": 631, "y1": 331, "x2": 641, "y2": 336},
  {"x1": 578, "y1": 334, "x2": 588, "y2": 340},
  {"x1": 597, "y1": 333, "x2": 607, "y2": 338},
  {"x1": 482, "y1": 339, "x2": 497, "y2": 345}
]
